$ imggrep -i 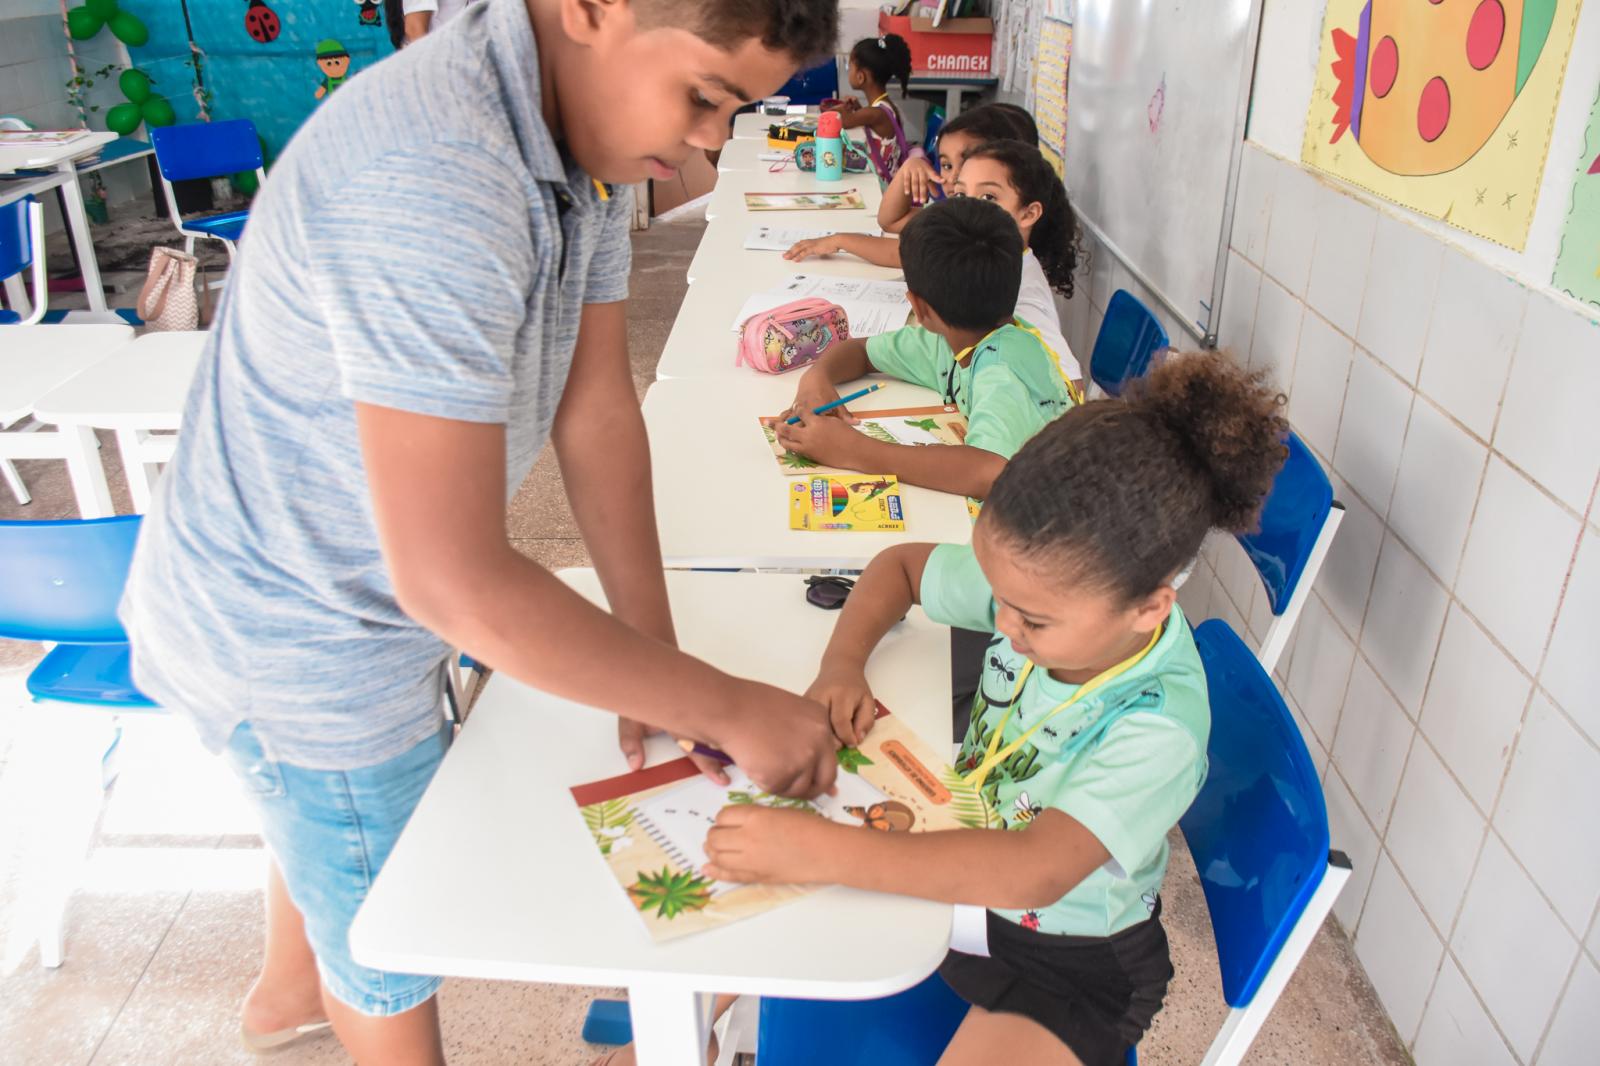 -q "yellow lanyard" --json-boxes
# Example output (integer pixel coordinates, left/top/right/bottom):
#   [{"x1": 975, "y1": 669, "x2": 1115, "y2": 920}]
[
  {"x1": 592, "y1": 178, "x2": 610, "y2": 201},
  {"x1": 870, "y1": 93, "x2": 891, "y2": 106},
  {"x1": 1012, "y1": 315, "x2": 1086, "y2": 406},
  {"x1": 964, "y1": 626, "x2": 1163, "y2": 794}
]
